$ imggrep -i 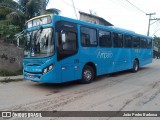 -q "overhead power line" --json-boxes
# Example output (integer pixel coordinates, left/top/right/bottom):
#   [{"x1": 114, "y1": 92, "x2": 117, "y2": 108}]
[
  {"x1": 58, "y1": 0, "x2": 160, "y2": 36},
  {"x1": 151, "y1": 20, "x2": 160, "y2": 36},
  {"x1": 111, "y1": 0, "x2": 145, "y2": 16},
  {"x1": 125, "y1": 0, "x2": 147, "y2": 14},
  {"x1": 60, "y1": 0, "x2": 80, "y2": 11},
  {"x1": 150, "y1": 19, "x2": 160, "y2": 25},
  {"x1": 152, "y1": 27, "x2": 160, "y2": 36}
]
